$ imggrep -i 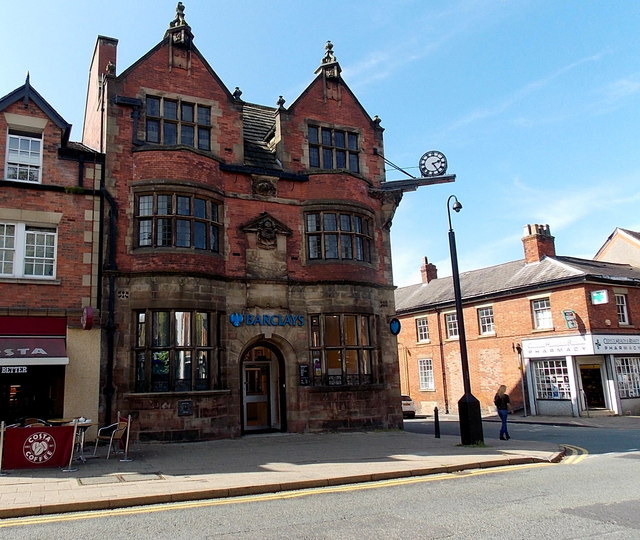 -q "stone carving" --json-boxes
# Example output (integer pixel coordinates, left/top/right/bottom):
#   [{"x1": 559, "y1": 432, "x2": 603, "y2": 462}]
[
  {"x1": 252, "y1": 176, "x2": 277, "y2": 197},
  {"x1": 257, "y1": 219, "x2": 277, "y2": 250},
  {"x1": 170, "y1": 2, "x2": 187, "y2": 27}
]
